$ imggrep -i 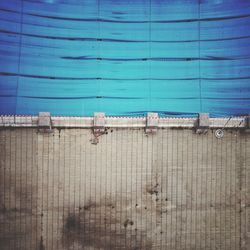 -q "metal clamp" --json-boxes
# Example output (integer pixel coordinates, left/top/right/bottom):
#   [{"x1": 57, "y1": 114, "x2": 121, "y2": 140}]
[
  {"x1": 38, "y1": 112, "x2": 52, "y2": 132},
  {"x1": 145, "y1": 112, "x2": 159, "y2": 134},
  {"x1": 246, "y1": 115, "x2": 250, "y2": 128},
  {"x1": 93, "y1": 112, "x2": 105, "y2": 134},
  {"x1": 244, "y1": 114, "x2": 250, "y2": 133},
  {"x1": 90, "y1": 112, "x2": 106, "y2": 144},
  {"x1": 196, "y1": 113, "x2": 209, "y2": 134}
]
